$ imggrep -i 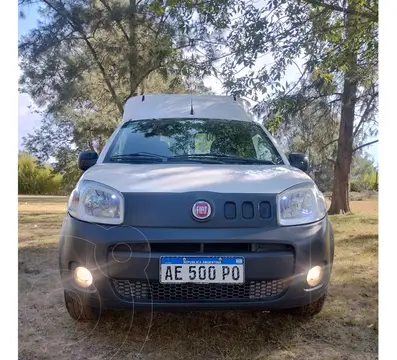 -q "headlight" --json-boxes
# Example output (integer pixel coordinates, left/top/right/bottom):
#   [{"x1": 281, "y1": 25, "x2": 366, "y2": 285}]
[
  {"x1": 277, "y1": 183, "x2": 327, "y2": 226},
  {"x1": 68, "y1": 180, "x2": 124, "y2": 224}
]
